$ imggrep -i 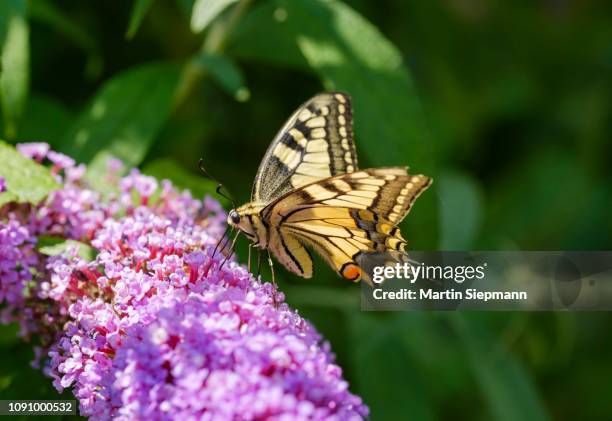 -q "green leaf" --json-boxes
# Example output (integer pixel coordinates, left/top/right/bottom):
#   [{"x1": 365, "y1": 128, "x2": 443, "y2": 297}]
[
  {"x1": 230, "y1": 2, "x2": 308, "y2": 68},
  {"x1": 192, "y1": 52, "x2": 249, "y2": 101},
  {"x1": 0, "y1": 95, "x2": 73, "y2": 146},
  {"x1": 438, "y1": 170, "x2": 483, "y2": 250},
  {"x1": 143, "y1": 158, "x2": 229, "y2": 205},
  {"x1": 0, "y1": 141, "x2": 59, "y2": 207},
  {"x1": 450, "y1": 315, "x2": 549, "y2": 421},
  {"x1": 14, "y1": 95, "x2": 73, "y2": 145},
  {"x1": 37, "y1": 237, "x2": 96, "y2": 261},
  {"x1": 126, "y1": 0, "x2": 155, "y2": 39},
  {"x1": 0, "y1": 0, "x2": 29, "y2": 140},
  {"x1": 59, "y1": 63, "x2": 180, "y2": 171},
  {"x1": 191, "y1": 0, "x2": 238, "y2": 33},
  {"x1": 232, "y1": 0, "x2": 432, "y2": 169}
]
